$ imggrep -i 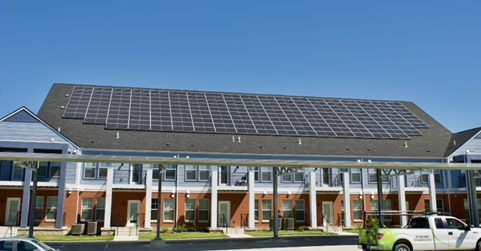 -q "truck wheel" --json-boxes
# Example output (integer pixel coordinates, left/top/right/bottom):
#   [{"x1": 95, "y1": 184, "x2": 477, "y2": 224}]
[
  {"x1": 393, "y1": 243, "x2": 411, "y2": 251},
  {"x1": 476, "y1": 240, "x2": 481, "y2": 251}
]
